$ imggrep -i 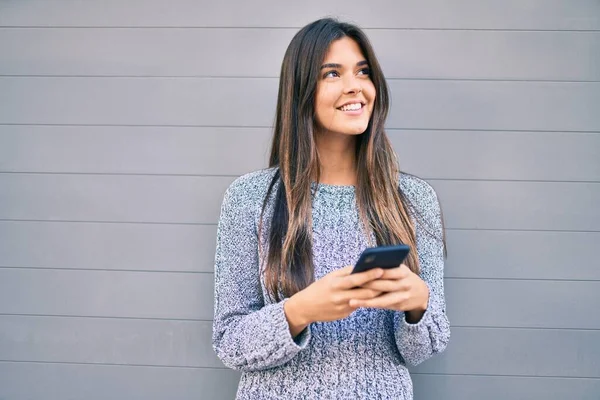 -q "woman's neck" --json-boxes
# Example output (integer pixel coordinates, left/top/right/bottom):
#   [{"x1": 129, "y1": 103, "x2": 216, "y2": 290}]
[{"x1": 314, "y1": 133, "x2": 358, "y2": 186}]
